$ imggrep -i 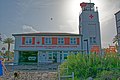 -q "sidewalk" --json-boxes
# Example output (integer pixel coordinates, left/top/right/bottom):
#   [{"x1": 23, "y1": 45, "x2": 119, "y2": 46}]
[
  {"x1": 2, "y1": 63, "x2": 59, "y2": 80},
  {"x1": 1, "y1": 71, "x2": 57, "y2": 80}
]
